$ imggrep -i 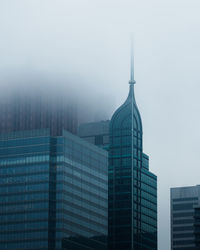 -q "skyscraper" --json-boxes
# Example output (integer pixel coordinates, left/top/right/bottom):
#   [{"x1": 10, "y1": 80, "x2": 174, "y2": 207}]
[
  {"x1": 0, "y1": 129, "x2": 108, "y2": 250},
  {"x1": 171, "y1": 185, "x2": 200, "y2": 250},
  {"x1": 108, "y1": 50, "x2": 157, "y2": 249}
]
